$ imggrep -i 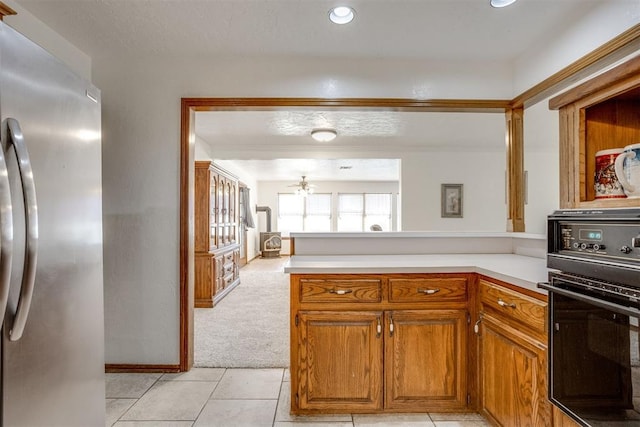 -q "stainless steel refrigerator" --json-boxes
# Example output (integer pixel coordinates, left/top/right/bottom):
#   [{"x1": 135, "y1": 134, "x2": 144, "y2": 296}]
[{"x1": 0, "y1": 21, "x2": 105, "y2": 426}]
